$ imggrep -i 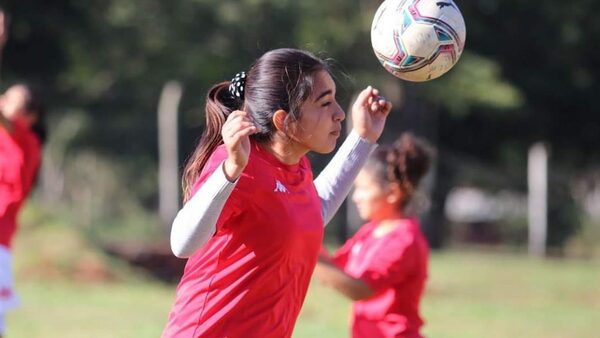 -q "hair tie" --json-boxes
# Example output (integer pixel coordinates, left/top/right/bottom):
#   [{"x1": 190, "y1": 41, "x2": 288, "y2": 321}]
[{"x1": 228, "y1": 71, "x2": 246, "y2": 101}]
